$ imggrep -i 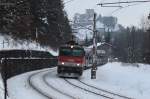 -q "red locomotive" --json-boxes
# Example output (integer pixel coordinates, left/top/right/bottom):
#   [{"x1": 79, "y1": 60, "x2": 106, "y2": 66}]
[{"x1": 57, "y1": 40, "x2": 85, "y2": 77}]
